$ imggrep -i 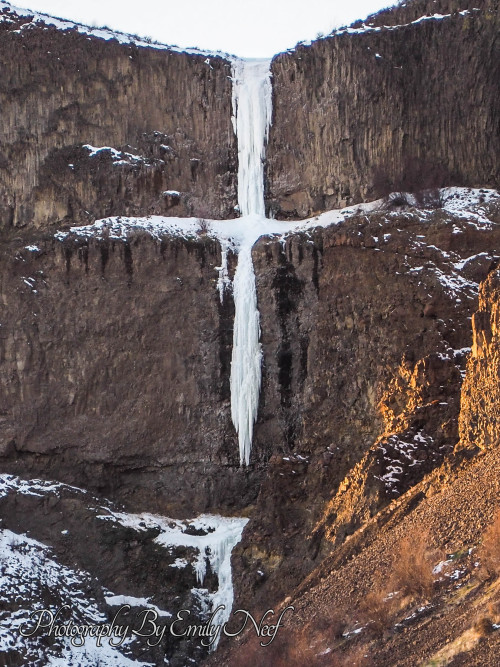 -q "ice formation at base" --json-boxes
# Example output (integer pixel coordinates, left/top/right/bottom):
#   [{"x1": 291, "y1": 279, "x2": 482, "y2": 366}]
[
  {"x1": 230, "y1": 58, "x2": 272, "y2": 465},
  {"x1": 101, "y1": 509, "x2": 248, "y2": 651}
]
